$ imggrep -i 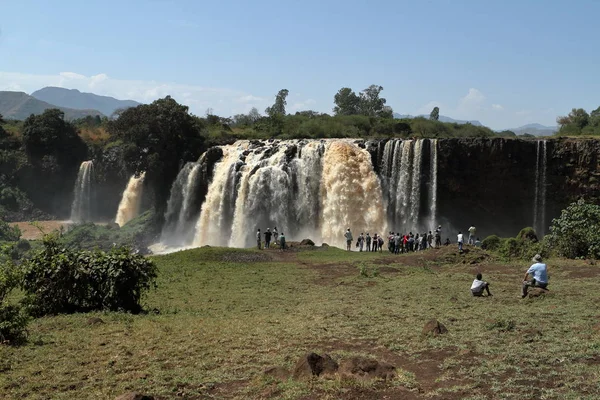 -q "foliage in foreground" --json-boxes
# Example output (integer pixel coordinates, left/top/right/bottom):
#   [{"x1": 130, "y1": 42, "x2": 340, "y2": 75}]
[
  {"x1": 0, "y1": 261, "x2": 28, "y2": 344},
  {"x1": 21, "y1": 235, "x2": 157, "y2": 316},
  {"x1": 547, "y1": 199, "x2": 600, "y2": 259}
]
